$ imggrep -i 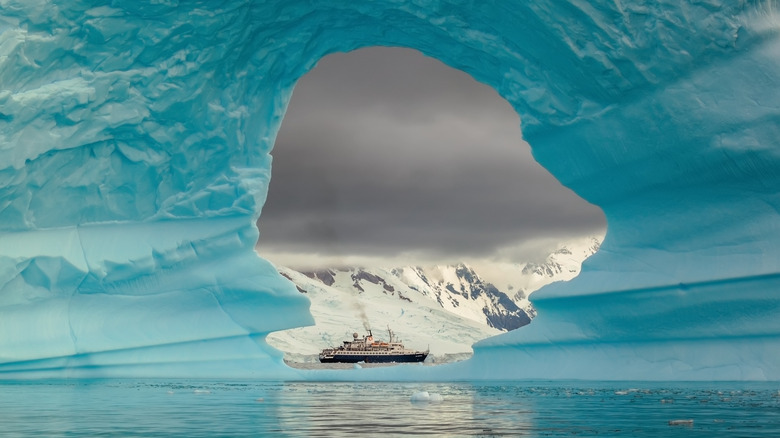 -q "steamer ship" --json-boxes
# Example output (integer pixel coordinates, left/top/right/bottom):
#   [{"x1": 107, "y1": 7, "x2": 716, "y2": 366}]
[{"x1": 318, "y1": 327, "x2": 428, "y2": 363}]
